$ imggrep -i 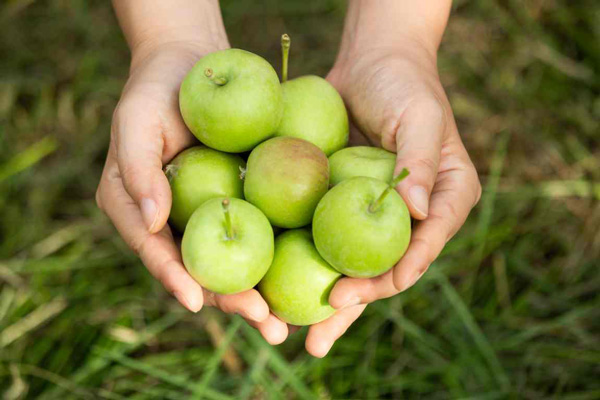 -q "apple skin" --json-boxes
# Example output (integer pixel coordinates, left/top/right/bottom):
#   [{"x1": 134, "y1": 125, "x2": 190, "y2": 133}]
[
  {"x1": 179, "y1": 49, "x2": 282, "y2": 152},
  {"x1": 329, "y1": 146, "x2": 395, "y2": 186},
  {"x1": 182, "y1": 197, "x2": 274, "y2": 294},
  {"x1": 275, "y1": 75, "x2": 348, "y2": 156},
  {"x1": 244, "y1": 137, "x2": 329, "y2": 228},
  {"x1": 258, "y1": 229, "x2": 341, "y2": 325},
  {"x1": 312, "y1": 176, "x2": 411, "y2": 278},
  {"x1": 166, "y1": 146, "x2": 245, "y2": 232}
]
